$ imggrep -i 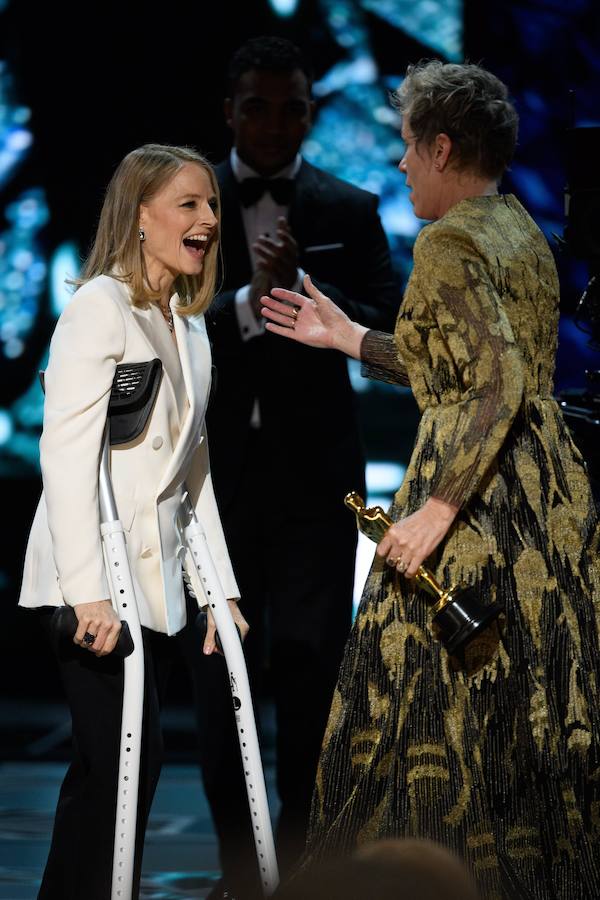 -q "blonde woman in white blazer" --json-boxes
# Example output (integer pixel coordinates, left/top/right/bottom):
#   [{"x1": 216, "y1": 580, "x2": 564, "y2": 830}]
[{"x1": 19, "y1": 144, "x2": 248, "y2": 900}]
